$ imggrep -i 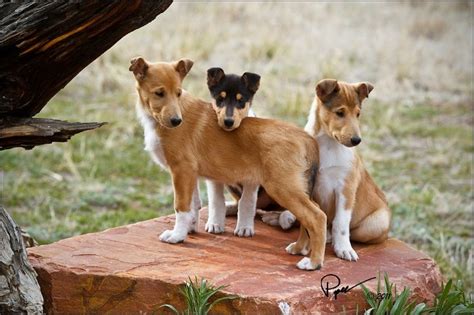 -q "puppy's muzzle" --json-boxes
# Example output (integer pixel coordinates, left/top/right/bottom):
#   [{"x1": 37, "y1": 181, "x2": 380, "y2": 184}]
[
  {"x1": 224, "y1": 118, "x2": 234, "y2": 129},
  {"x1": 350, "y1": 136, "x2": 361, "y2": 146},
  {"x1": 170, "y1": 116, "x2": 182, "y2": 127}
]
